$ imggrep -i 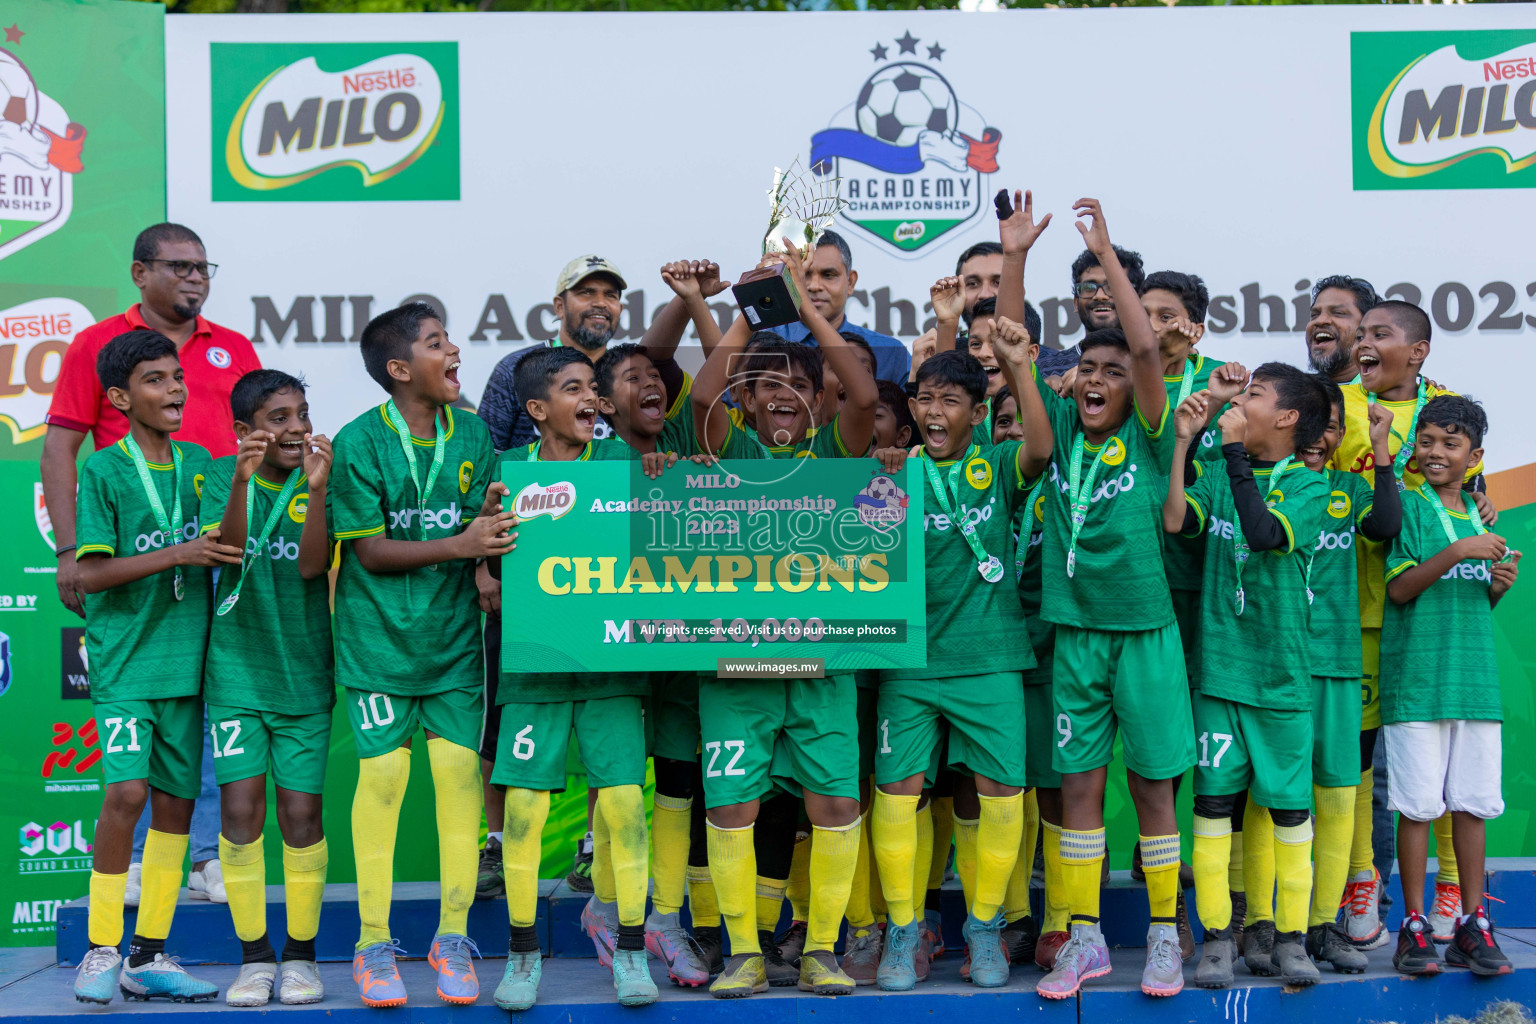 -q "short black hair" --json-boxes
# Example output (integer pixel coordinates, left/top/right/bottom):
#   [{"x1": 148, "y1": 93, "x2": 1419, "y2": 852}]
[
  {"x1": 837, "y1": 330, "x2": 876, "y2": 372},
  {"x1": 955, "y1": 240, "x2": 1003, "y2": 276},
  {"x1": 1419, "y1": 393, "x2": 1487, "y2": 450},
  {"x1": 1022, "y1": 300, "x2": 1042, "y2": 347},
  {"x1": 739, "y1": 337, "x2": 823, "y2": 391},
  {"x1": 877, "y1": 379, "x2": 916, "y2": 438},
  {"x1": 1316, "y1": 373, "x2": 1345, "y2": 422},
  {"x1": 593, "y1": 343, "x2": 651, "y2": 399},
  {"x1": 1372, "y1": 299, "x2": 1432, "y2": 345},
  {"x1": 1140, "y1": 270, "x2": 1210, "y2": 323},
  {"x1": 746, "y1": 330, "x2": 785, "y2": 350},
  {"x1": 991, "y1": 383, "x2": 1015, "y2": 427},
  {"x1": 231, "y1": 369, "x2": 307, "y2": 425},
  {"x1": 133, "y1": 223, "x2": 204, "y2": 264},
  {"x1": 964, "y1": 296, "x2": 997, "y2": 329},
  {"x1": 1251, "y1": 361, "x2": 1330, "y2": 451},
  {"x1": 1071, "y1": 244, "x2": 1145, "y2": 292},
  {"x1": 915, "y1": 349, "x2": 987, "y2": 406},
  {"x1": 96, "y1": 329, "x2": 177, "y2": 392},
  {"x1": 514, "y1": 346, "x2": 592, "y2": 409},
  {"x1": 1311, "y1": 275, "x2": 1379, "y2": 316},
  {"x1": 361, "y1": 301, "x2": 441, "y2": 392},
  {"x1": 816, "y1": 229, "x2": 853, "y2": 273},
  {"x1": 1079, "y1": 327, "x2": 1130, "y2": 359}
]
